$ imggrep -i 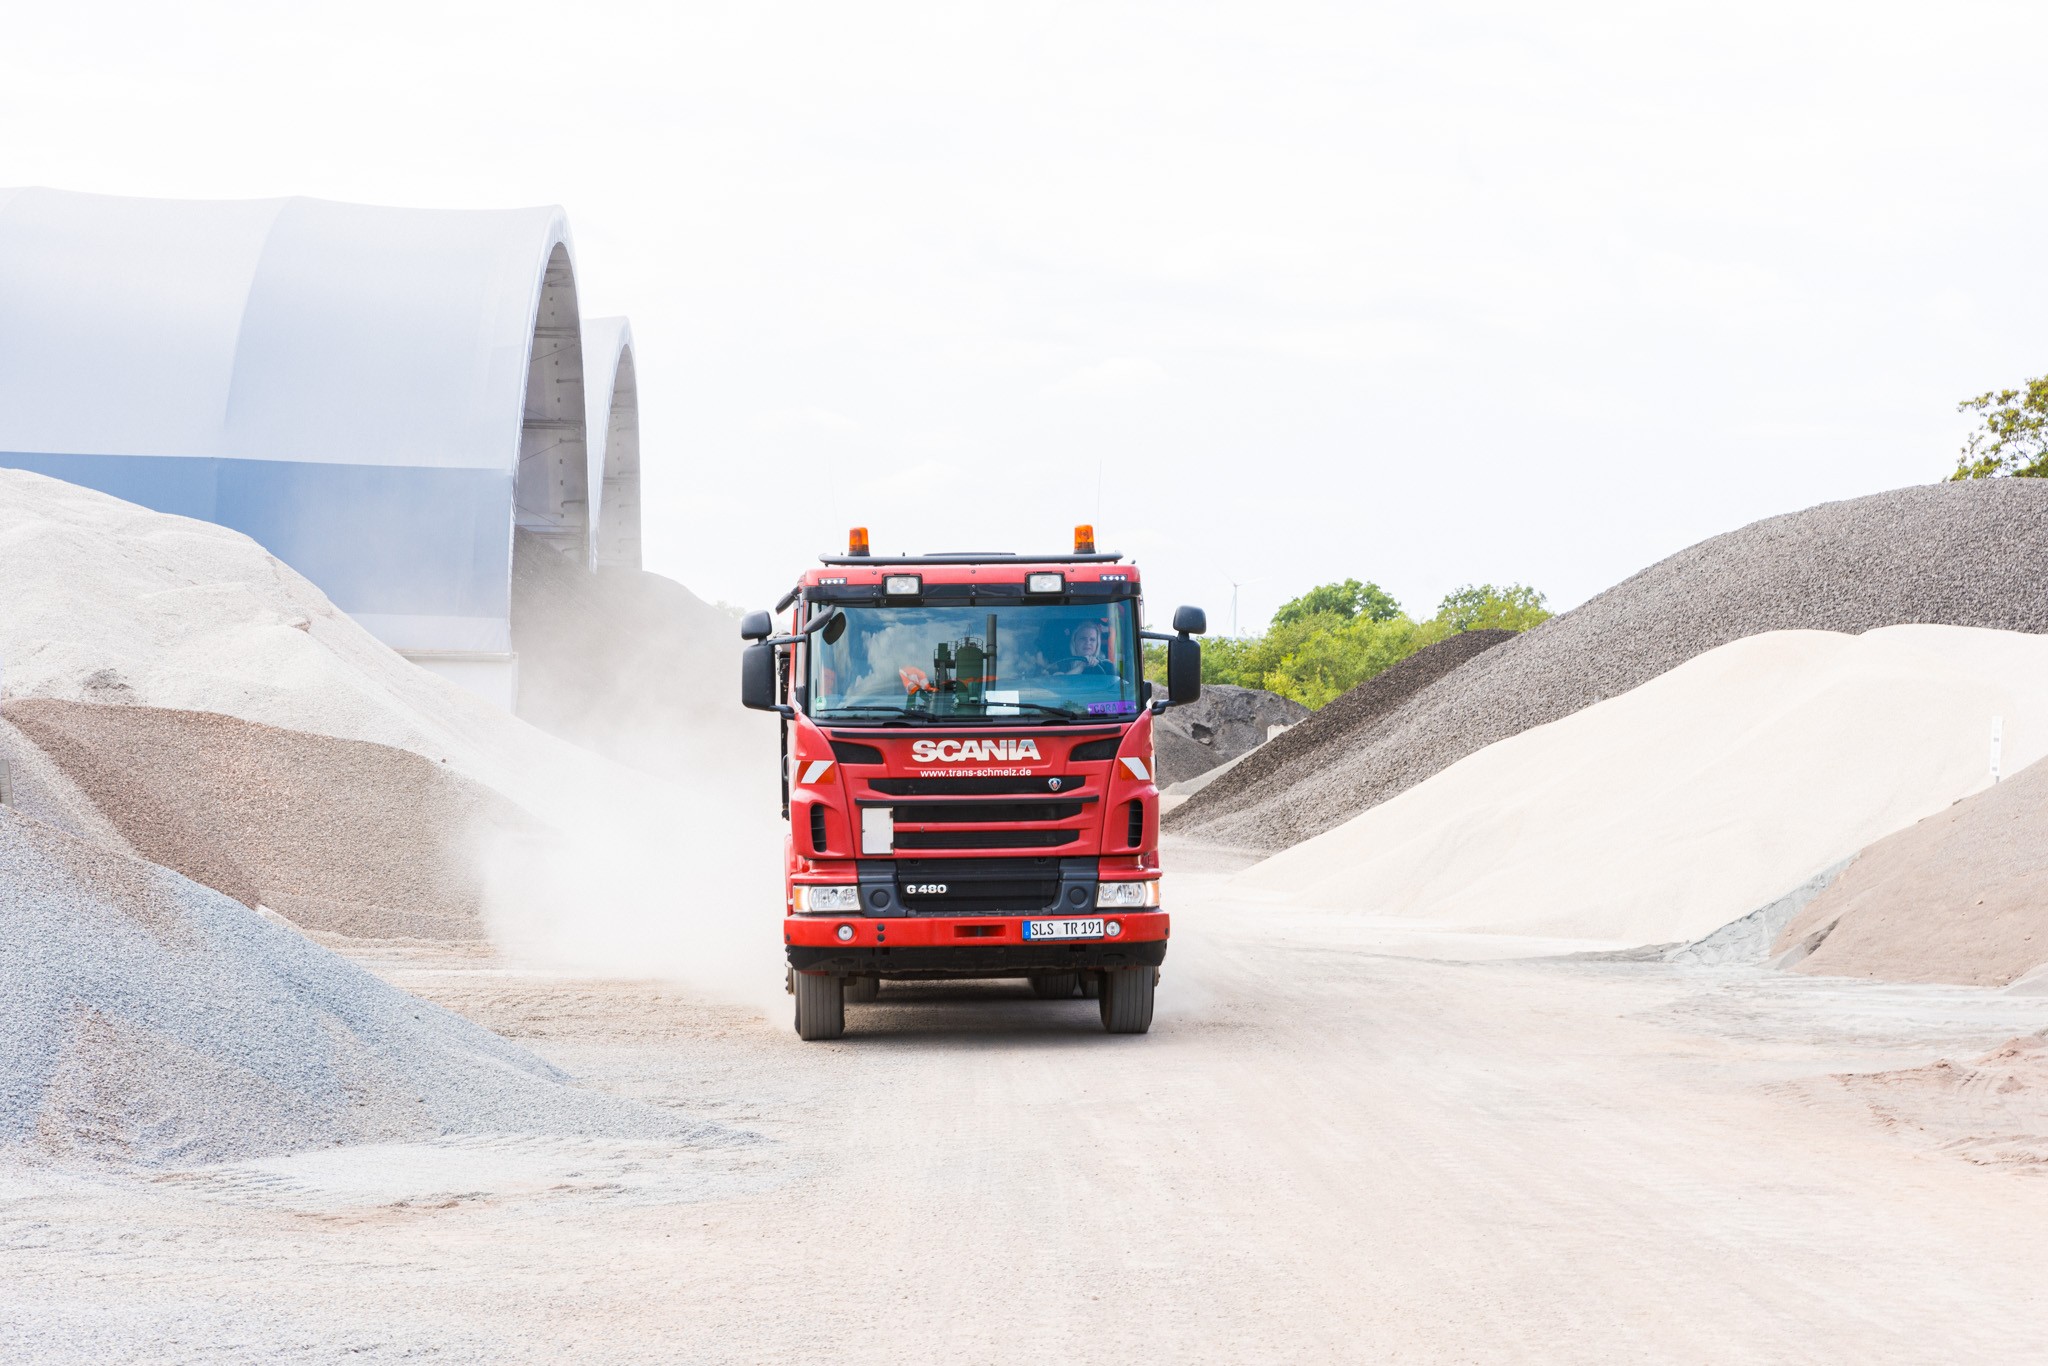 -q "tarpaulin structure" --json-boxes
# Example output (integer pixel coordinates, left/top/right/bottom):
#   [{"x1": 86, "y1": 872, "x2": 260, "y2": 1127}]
[{"x1": 0, "y1": 187, "x2": 642, "y2": 707}]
